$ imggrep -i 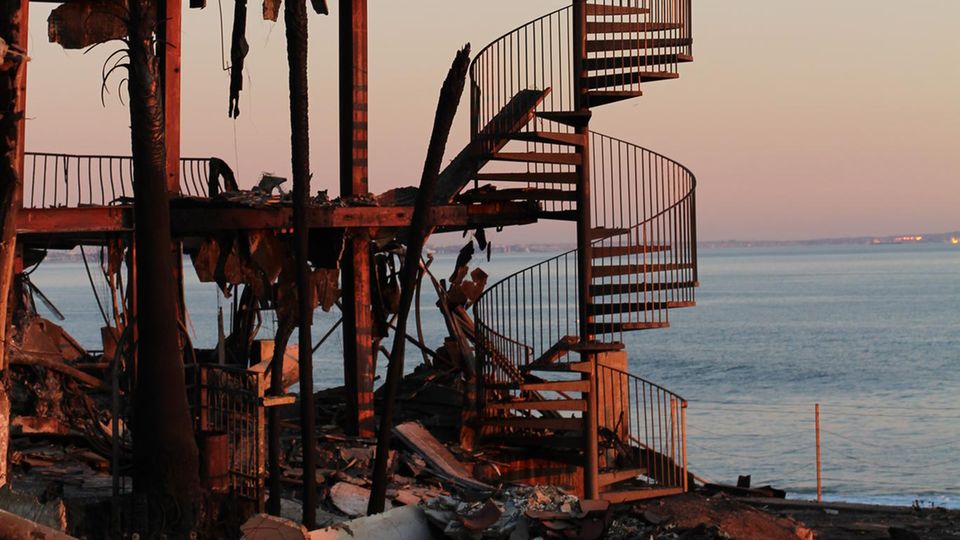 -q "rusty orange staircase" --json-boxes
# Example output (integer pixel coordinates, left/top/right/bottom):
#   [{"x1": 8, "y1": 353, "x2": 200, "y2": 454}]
[{"x1": 461, "y1": 0, "x2": 699, "y2": 503}]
